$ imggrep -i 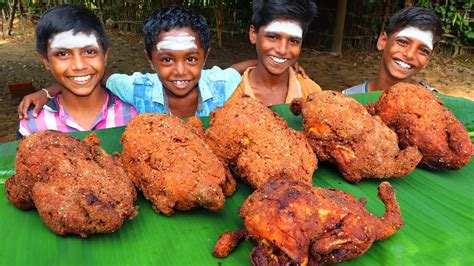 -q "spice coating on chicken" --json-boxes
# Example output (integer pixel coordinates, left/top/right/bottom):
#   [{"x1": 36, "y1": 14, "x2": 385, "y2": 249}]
[
  {"x1": 291, "y1": 91, "x2": 422, "y2": 183},
  {"x1": 5, "y1": 131, "x2": 138, "y2": 237},
  {"x1": 120, "y1": 113, "x2": 235, "y2": 216},
  {"x1": 213, "y1": 178, "x2": 404, "y2": 265},
  {"x1": 371, "y1": 82, "x2": 473, "y2": 169},
  {"x1": 205, "y1": 96, "x2": 317, "y2": 189}
]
